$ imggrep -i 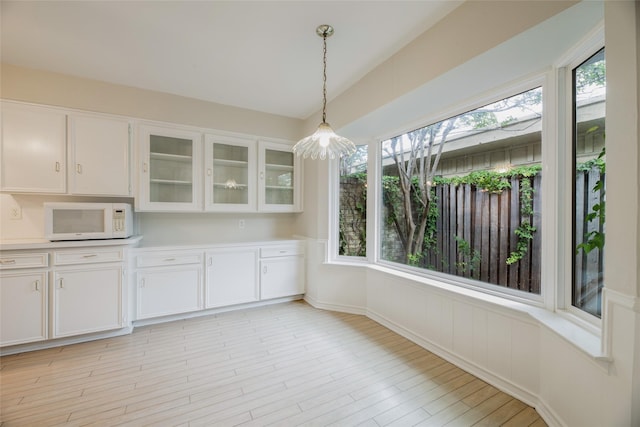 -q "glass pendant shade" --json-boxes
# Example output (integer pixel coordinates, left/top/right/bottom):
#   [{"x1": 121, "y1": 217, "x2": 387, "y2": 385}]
[
  {"x1": 292, "y1": 24, "x2": 356, "y2": 160},
  {"x1": 293, "y1": 122, "x2": 356, "y2": 160}
]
